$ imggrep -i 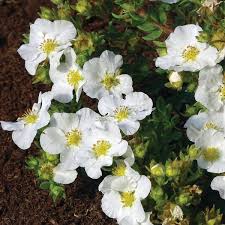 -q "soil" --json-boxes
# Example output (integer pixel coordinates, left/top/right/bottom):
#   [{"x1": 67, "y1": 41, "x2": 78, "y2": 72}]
[{"x1": 0, "y1": 1, "x2": 116, "y2": 224}]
